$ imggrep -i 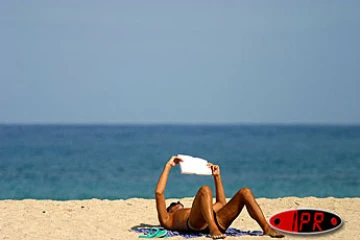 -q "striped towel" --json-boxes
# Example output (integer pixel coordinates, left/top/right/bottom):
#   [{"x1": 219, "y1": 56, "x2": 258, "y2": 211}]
[{"x1": 133, "y1": 227, "x2": 263, "y2": 238}]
